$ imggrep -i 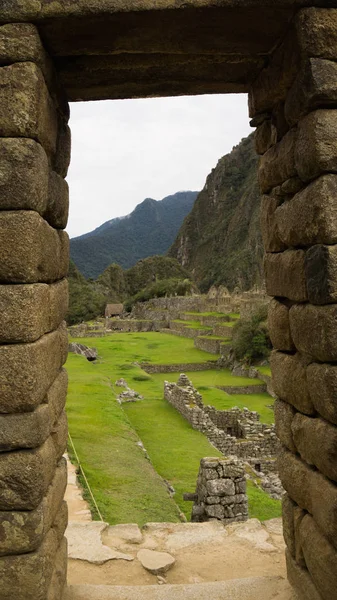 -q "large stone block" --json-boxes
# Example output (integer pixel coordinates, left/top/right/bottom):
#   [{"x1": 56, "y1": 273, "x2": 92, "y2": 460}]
[
  {"x1": 305, "y1": 244, "x2": 337, "y2": 305},
  {"x1": 0, "y1": 369, "x2": 67, "y2": 451},
  {"x1": 271, "y1": 351, "x2": 314, "y2": 415},
  {"x1": 0, "y1": 436, "x2": 57, "y2": 510},
  {"x1": 0, "y1": 62, "x2": 57, "y2": 156},
  {"x1": 53, "y1": 120, "x2": 71, "y2": 178},
  {"x1": 292, "y1": 413, "x2": 337, "y2": 483},
  {"x1": 296, "y1": 8, "x2": 337, "y2": 61},
  {"x1": 0, "y1": 138, "x2": 48, "y2": 212},
  {"x1": 264, "y1": 250, "x2": 307, "y2": 302},
  {"x1": 268, "y1": 298, "x2": 294, "y2": 351},
  {"x1": 254, "y1": 120, "x2": 277, "y2": 155},
  {"x1": 307, "y1": 363, "x2": 337, "y2": 425},
  {"x1": 47, "y1": 537, "x2": 68, "y2": 600},
  {"x1": 0, "y1": 457, "x2": 67, "y2": 556},
  {"x1": 46, "y1": 171, "x2": 69, "y2": 230},
  {"x1": 278, "y1": 449, "x2": 337, "y2": 549},
  {"x1": 0, "y1": 211, "x2": 69, "y2": 283},
  {"x1": 258, "y1": 128, "x2": 297, "y2": 193},
  {"x1": 0, "y1": 23, "x2": 52, "y2": 83},
  {"x1": 0, "y1": 279, "x2": 68, "y2": 343},
  {"x1": 0, "y1": 524, "x2": 62, "y2": 600},
  {"x1": 276, "y1": 175, "x2": 337, "y2": 248},
  {"x1": 286, "y1": 549, "x2": 323, "y2": 600},
  {"x1": 289, "y1": 303, "x2": 337, "y2": 362},
  {"x1": 274, "y1": 398, "x2": 296, "y2": 452},
  {"x1": 286, "y1": 58, "x2": 337, "y2": 127},
  {"x1": 260, "y1": 195, "x2": 286, "y2": 253},
  {"x1": 282, "y1": 494, "x2": 305, "y2": 566},
  {"x1": 299, "y1": 514, "x2": 337, "y2": 600},
  {"x1": 0, "y1": 324, "x2": 68, "y2": 413},
  {"x1": 295, "y1": 109, "x2": 337, "y2": 182}
]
